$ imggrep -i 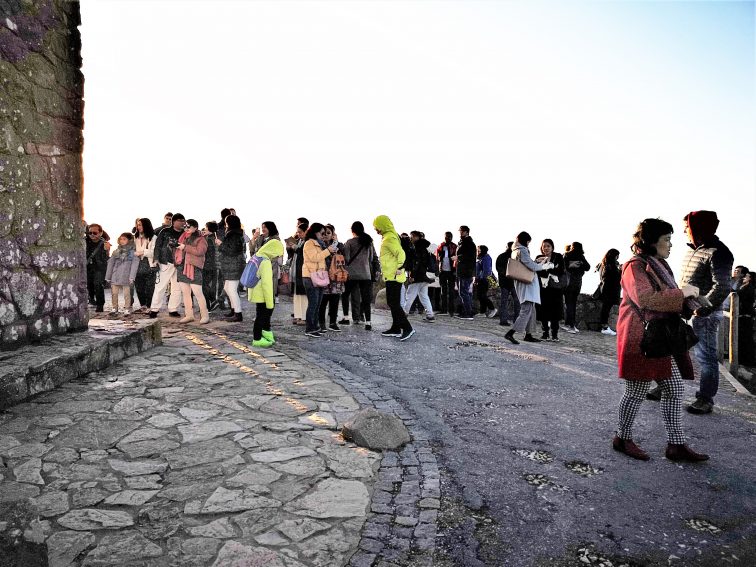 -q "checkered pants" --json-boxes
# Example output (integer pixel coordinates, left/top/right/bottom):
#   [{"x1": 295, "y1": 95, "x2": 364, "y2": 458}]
[{"x1": 617, "y1": 361, "x2": 686, "y2": 445}]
